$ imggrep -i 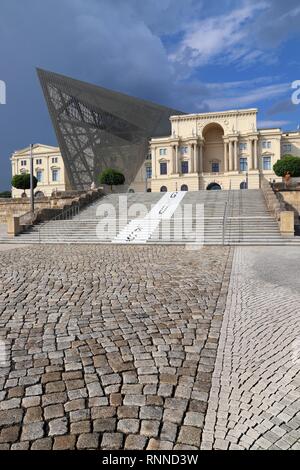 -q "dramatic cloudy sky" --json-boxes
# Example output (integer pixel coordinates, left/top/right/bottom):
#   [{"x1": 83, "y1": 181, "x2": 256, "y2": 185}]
[{"x1": 1, "y1": 0, "x2": 300, "y2": 189}]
